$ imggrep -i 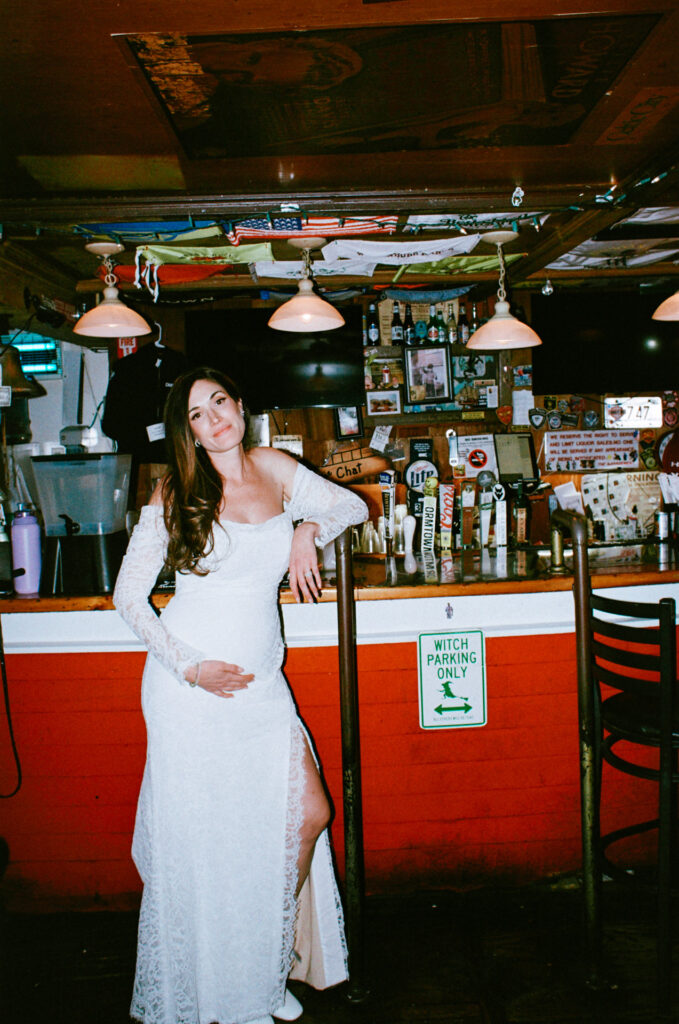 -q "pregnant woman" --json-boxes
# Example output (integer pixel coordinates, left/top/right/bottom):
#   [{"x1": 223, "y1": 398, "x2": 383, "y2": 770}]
[{"x1": 114, "y1": 366, "x2": 367, "y2": 1024}]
